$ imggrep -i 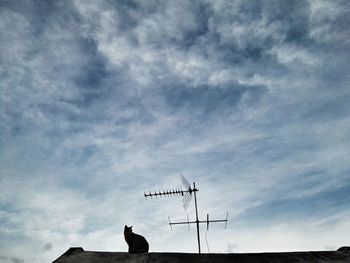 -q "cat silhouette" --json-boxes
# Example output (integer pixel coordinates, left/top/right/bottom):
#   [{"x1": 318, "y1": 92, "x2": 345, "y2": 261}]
[{"x1": 124, "y1": 225, "x2": 149, "y2": 253}]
